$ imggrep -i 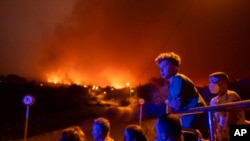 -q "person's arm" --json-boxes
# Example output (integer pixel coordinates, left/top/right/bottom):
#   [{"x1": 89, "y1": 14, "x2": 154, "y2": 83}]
[
  {"x1": 227, "y1": 91, "x2": 245, "y2": 125},
  {"x1": 210, "y1": 98, "x2": 219, "y2": 140},
  {"x1": 170, "y1": 76, "x2": 199, "y2": 111},
  {"x1": 168, "y1": 76, "x2": 182, "y2": 111},
  {"x1": 170, "y1": 76, "x2": 182, "y2": 98},
  {"x1": 182, "y1": 97, "x2": 199, "y2": 111}
]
